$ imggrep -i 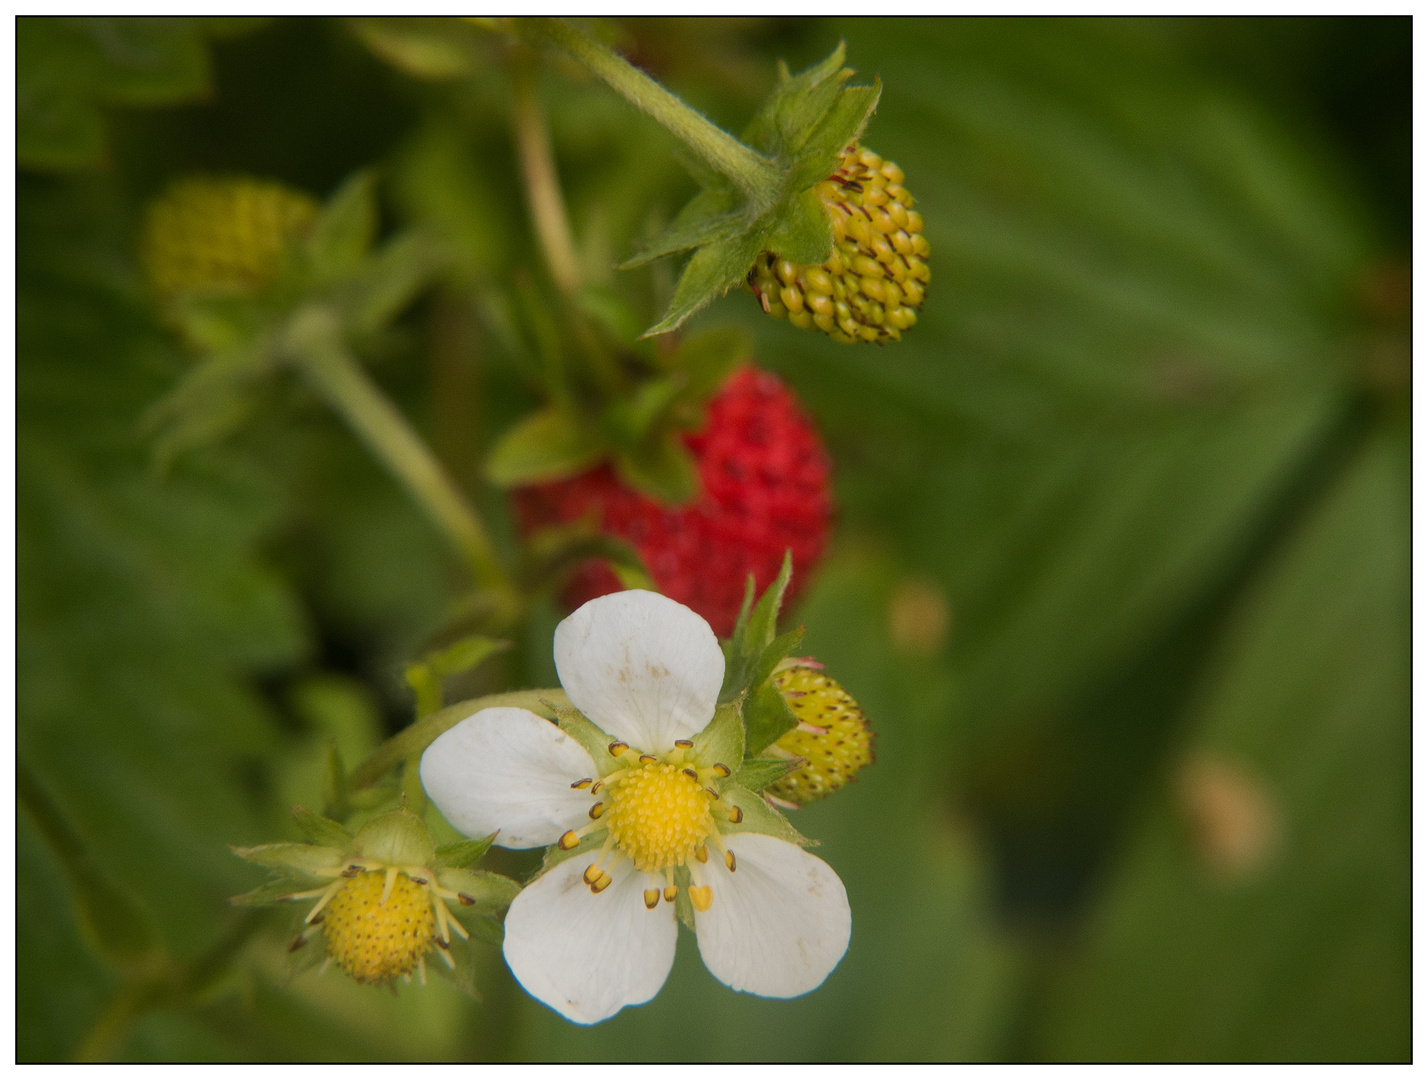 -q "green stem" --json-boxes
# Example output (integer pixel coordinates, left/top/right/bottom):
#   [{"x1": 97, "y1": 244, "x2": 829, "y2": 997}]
[
  {"x1": 350, "y1": 688, "x2": 569, "y2": 790},
  {"x1": 510, "y1": 47, "x2": 583, "y2": 295},
  {"x1": 284, "y1": 306, "x2": 515, "y2": 605},
  {"x1": 531, "y1": 18, "x2": 781, "y2": 202}
]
